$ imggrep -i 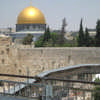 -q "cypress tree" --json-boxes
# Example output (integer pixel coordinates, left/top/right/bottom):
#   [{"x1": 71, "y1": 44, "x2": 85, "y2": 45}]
[
  {"x1": 84, "y1": 28, "x2": 90, "y2": 47},
  {"x1": 43, "y1": 27, "x2": 51, "y2": 42},
  {"x1": 95, "y1": 20, "x2": 100, "y2": 47},
  {"x1": 78, "y1": 19, "x2": 85, "y2": 46},
  {"x1": 58, "y1": 18, "x2": 67, "y2": 45}
]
